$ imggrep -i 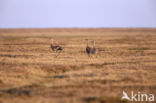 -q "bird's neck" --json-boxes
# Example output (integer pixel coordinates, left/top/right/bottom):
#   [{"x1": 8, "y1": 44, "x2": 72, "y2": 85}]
[
  {"x1": 87, "y1": 41, "x2": 89, "y2": 47},
  {"x1": 51, "y1": 43, "x2": 54, "y2": 47},
  {"x1": 93, "y1": 41, "x2": 95, "y2": 47},
  {"x1": 51, "y1": 39, "x2": 54, "y2": 45}
]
